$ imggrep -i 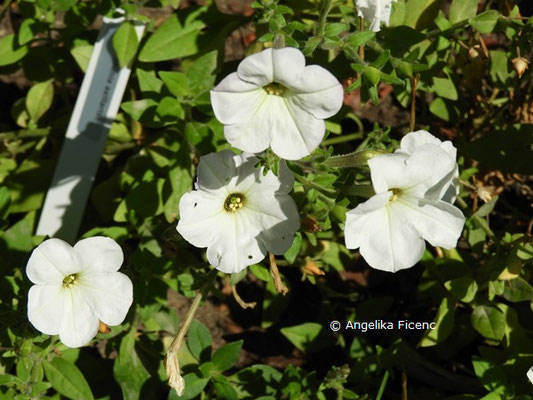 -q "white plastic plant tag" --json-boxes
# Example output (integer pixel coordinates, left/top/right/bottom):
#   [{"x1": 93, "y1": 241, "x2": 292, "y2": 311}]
[{"x1": 36, "y1": 14, "x2": 145, "y2": 242}]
